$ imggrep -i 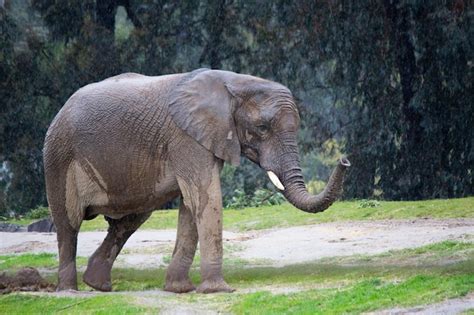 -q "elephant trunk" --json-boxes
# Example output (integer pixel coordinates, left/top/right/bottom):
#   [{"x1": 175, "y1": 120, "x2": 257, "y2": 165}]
[{"x1": 270, "y1": 154, "x2": 351, "y2": 213}]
